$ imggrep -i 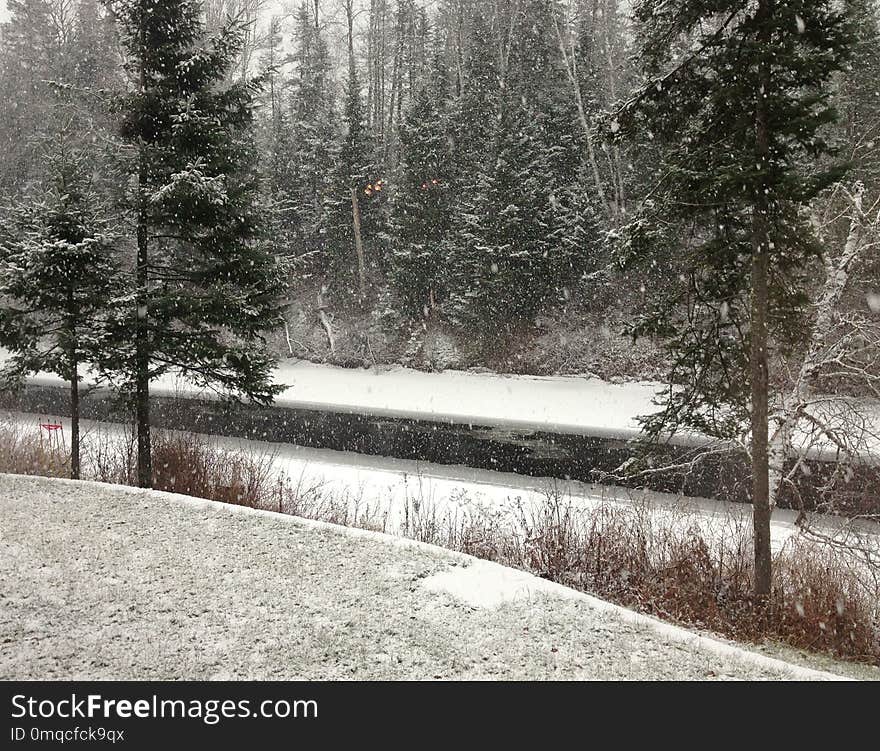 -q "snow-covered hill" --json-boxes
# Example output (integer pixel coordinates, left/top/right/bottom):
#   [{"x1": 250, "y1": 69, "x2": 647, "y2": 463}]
[{"x1": 0, "y1": 474, "x2": 858, "y2": 680}]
